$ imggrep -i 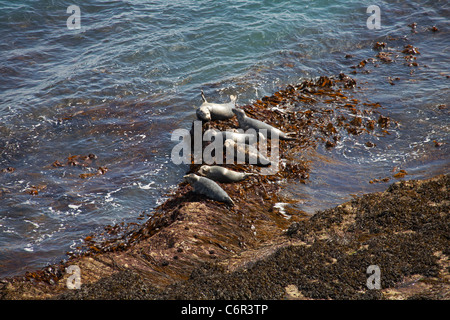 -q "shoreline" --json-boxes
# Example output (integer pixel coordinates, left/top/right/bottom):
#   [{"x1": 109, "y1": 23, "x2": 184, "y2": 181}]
[
  {"x1": 1, "y1": 174, "x2": 447, "y2": 300},
  {"x1": 1, "y1": 75, "x2": 448, "y2": 300}
]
